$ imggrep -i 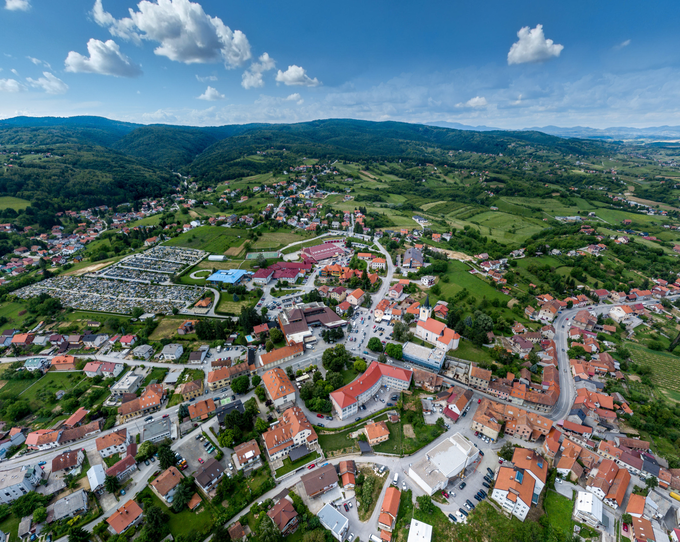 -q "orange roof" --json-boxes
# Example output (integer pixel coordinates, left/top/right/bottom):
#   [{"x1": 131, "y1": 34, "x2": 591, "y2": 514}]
[
  {"x1": 512, "y1": 448, "x2": 548, "y2": 483},
  {"x1": 262, "y1": 406, "x2": 317, "y2": 456},
  {"x1": 150, "y1": 466, "x2": 183, "y2": 497},
  {"x1": 194, "y1": 298, "x2": 212, "y2": 308},
  {"x1": 365, "y1": 421, "x2": 390, "y2": 442},
  {"x1": 381, "y1": 486, "x2": 401, "y2": 519},
  {"x1": 330, "y1": 362, "x2": 412, "y2": 409},
  {"x1": 188, "y1": 493, "x2": 202, "y2": 510},
  {"x1": 107, "y1": 501, "x2": 143, "y2": 534},
  {"x1": 188, "y1": 398, "x2": 215, "y2": 420},
  {"x1": 260, "y1": 343, "x2": 304, "y2": 366},
  {"x1": 96, "y1": 429, "x2": 128, "y2": 451},
  {"x1": 51, "y1": 355, "x2": 76, "y2": 366},
  {"x1": 406, "y1": 302, "x2": 420, "y2": 315},
  {"x1": 262, "y1": 367, "x2": 295, "y2": 401},
  {"x1": 626, "y1": 494, "x2": 646, "y2": 516},
  {"x1": 494, "y1": 466, "x2": 535, "y2": 507},
  {"x1": 349, "y1": 288, "x2": 365, "y2": 300}
]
